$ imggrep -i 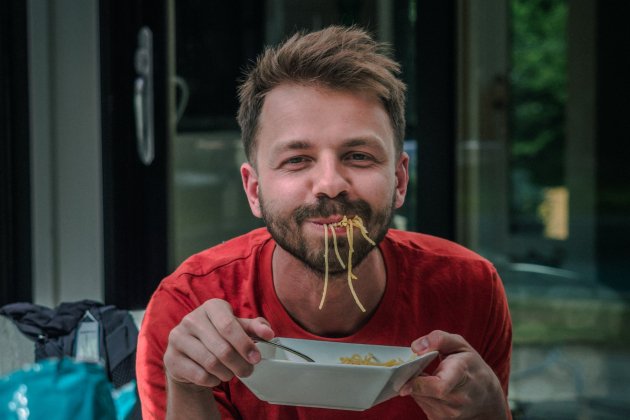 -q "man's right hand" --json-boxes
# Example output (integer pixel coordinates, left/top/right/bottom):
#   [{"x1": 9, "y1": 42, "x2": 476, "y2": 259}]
[{"x1": 163, "y1": 298, "x2": 275, "y2": 389}]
